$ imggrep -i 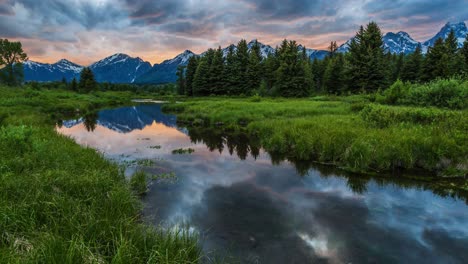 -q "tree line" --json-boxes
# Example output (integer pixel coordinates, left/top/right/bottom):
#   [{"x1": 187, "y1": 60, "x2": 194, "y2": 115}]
[{"x1": 177, "y1": 22, "x2": 468, "y2": 97}]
